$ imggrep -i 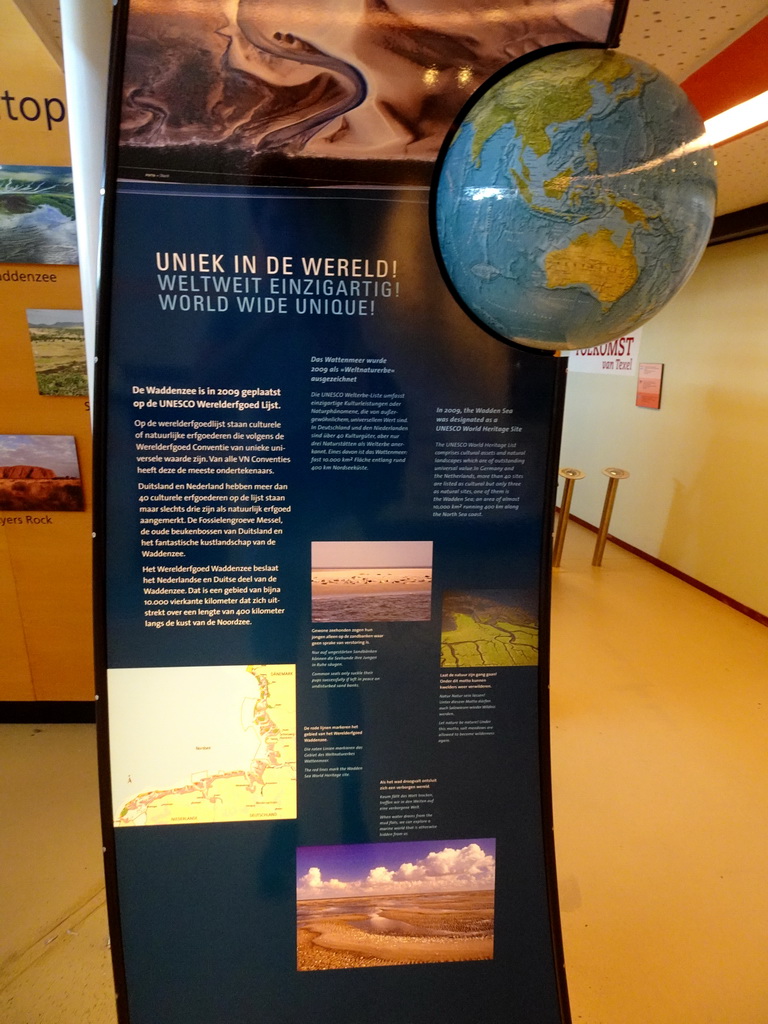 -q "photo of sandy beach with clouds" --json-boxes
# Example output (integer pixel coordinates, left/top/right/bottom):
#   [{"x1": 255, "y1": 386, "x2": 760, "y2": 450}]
[
  {"x1": 297, "y1": 839, "x2": 495, "y2": 970},
  {"x1": 311, "y1": 541, "x2": 433, "y2": 622}
]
